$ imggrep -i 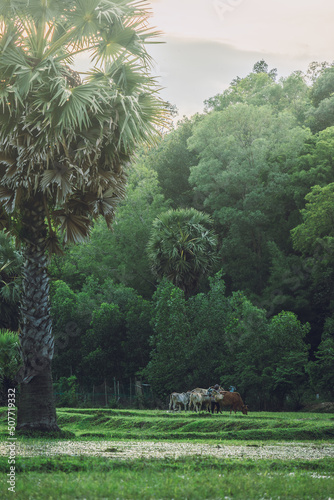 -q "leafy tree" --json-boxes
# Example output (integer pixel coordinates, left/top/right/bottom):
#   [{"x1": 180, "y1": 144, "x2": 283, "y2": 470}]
[
  {"x1": 49, "y1": 277, "x2": 153, "y2": 386},
  {"x1": 81, "y1": 302, "x2": 124, "y2": 385},
  {"x1": 306, "y1": 61, "x2": 333, "y2": 84},
  {"x1": 222, "y1": 292, "x2": 270, "y2": 408},
  {"x1": 0, "y1": 0, "x2": 163, "y2": 431},
  {"x1": 50, "y1": 280, "x2": 81, "y2": 380},
  {"x1": 266, "y1": 311, "x2": 310, "y2": 408},
  {"x1": 257, "y1": 242, "x2": 311, "y2": 320},
  {"x1": 291, "y1": 183, "x2": 334, "y2": 256},
  {"x1": 291, "y1": 183, "x2": 334, "y2": 347},
  {"x1": 292, "y1": 127, "x2": 334, "y2": 208},
  {"x1": 0, "y1": 231, "x2": 22, "y2": 330},
  {"x1": 280, "y1": 72, "x2": 311, "y2": 124},
  {"x1": 147, "y1": 208, "x2": 218, "y2": 298},
  {"x1": 185, "y1": 273, "x2": 229, "y2": 387},
  {"x1": 252, "y1": 59, "x2": 278, "y2": 80},
  {"x1": 122, "y1": 296, "x2": 153, "y2": 380},
  {"x1": 204, "y1": 71, "x2": 282, "y2": 112},
  {"x1": 306, "y1": 66, "x2": 334, "y2": 131},
  {"x1": 205, "y1": 62, "x2": 310, "y2": 125},
  {"x1": 189, "y1": 104, "x2": 310, "y2": 294},
  {"x1": 311, "y1": 66, "x2": 334, "y2": 106},
  {"x1": 309, "y1": 97, "x2": 334, "y2": 132},
  {"x1": 144, "y1": 116, "x2": 201, "y2": 208},
  {"x1": 143, "y1": 279, "x2": 191, "y2": 398},
  {"x1": 0, "y1": 329, "x2": 21, "y2": 404},
  {"x1": 53, "y1": 375, "x2": 80, "y2": 407},
  {"x1": 307, "y1": 316, "x2": 334, "y2": 398}
]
